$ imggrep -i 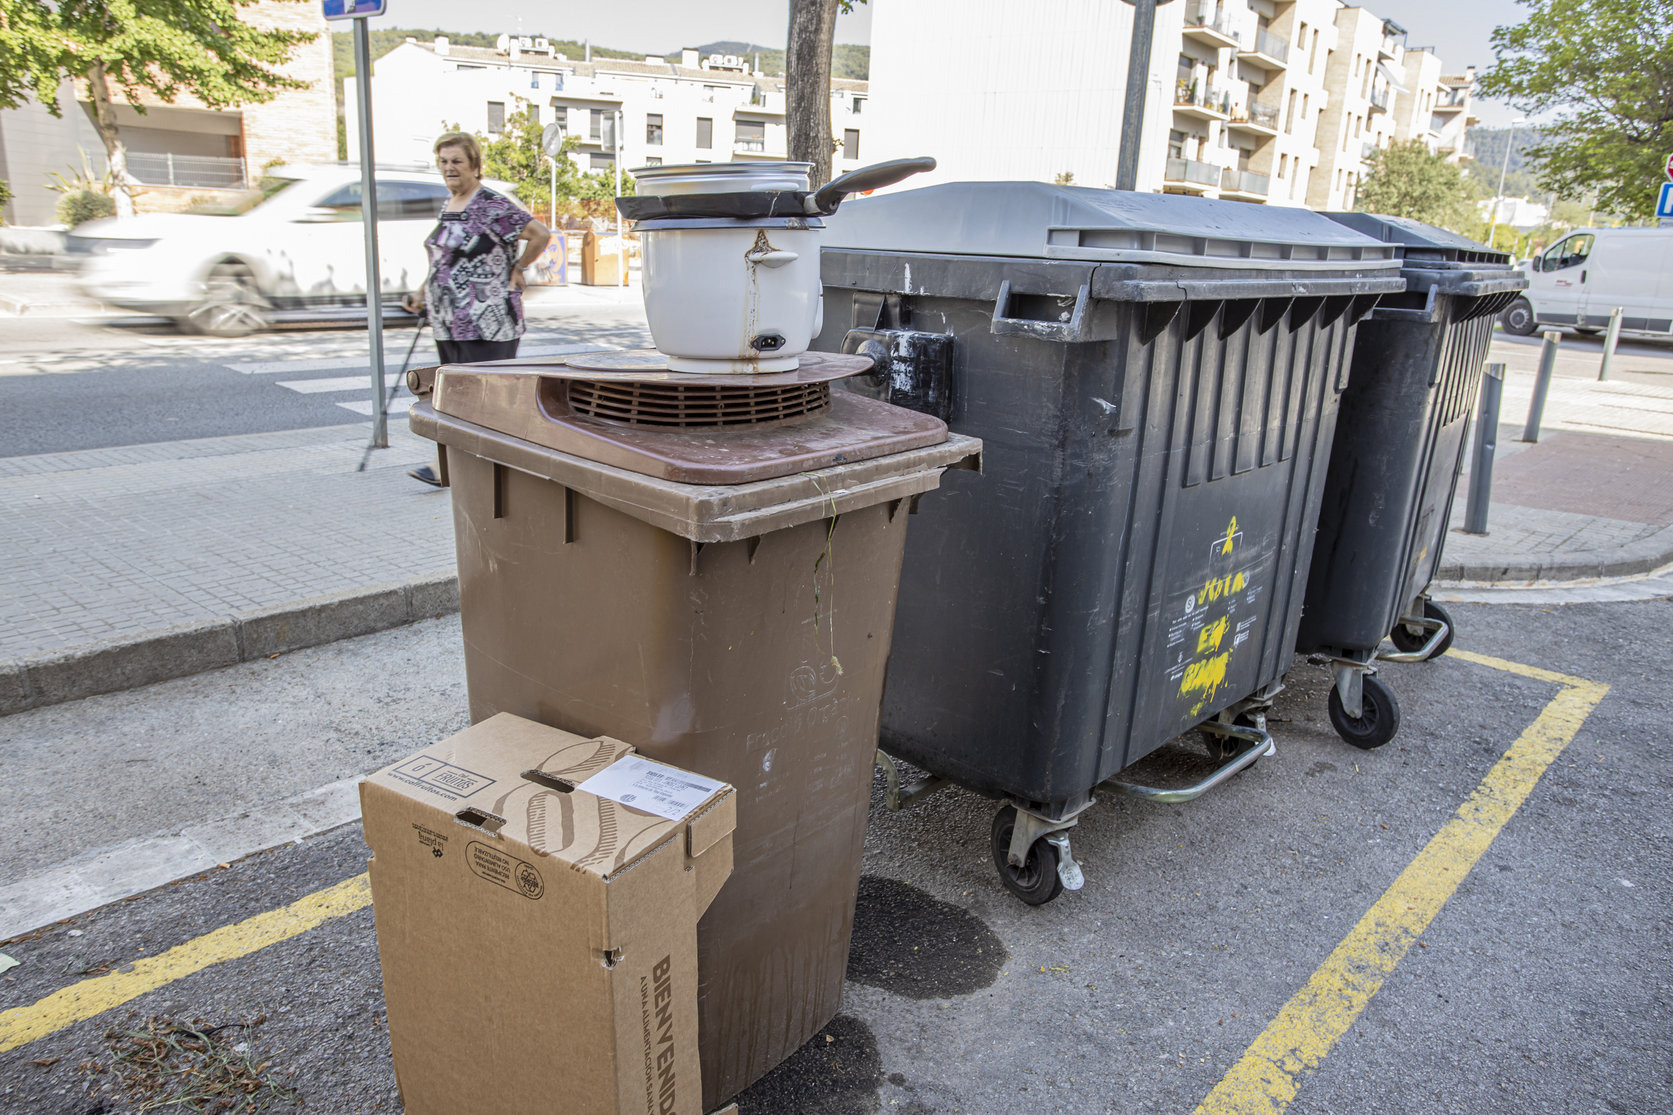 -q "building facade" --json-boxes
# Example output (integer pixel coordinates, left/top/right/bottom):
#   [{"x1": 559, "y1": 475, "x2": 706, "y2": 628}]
[
  {"x1": 0, "y1": 0, "x2": 335, "y2": 225},
  {"x1": 346, "y1": 37, "x2": 870, "y2": 186},
  {"x1": 863, "y1": 0, "x2": 1476, "y2": 209}
]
